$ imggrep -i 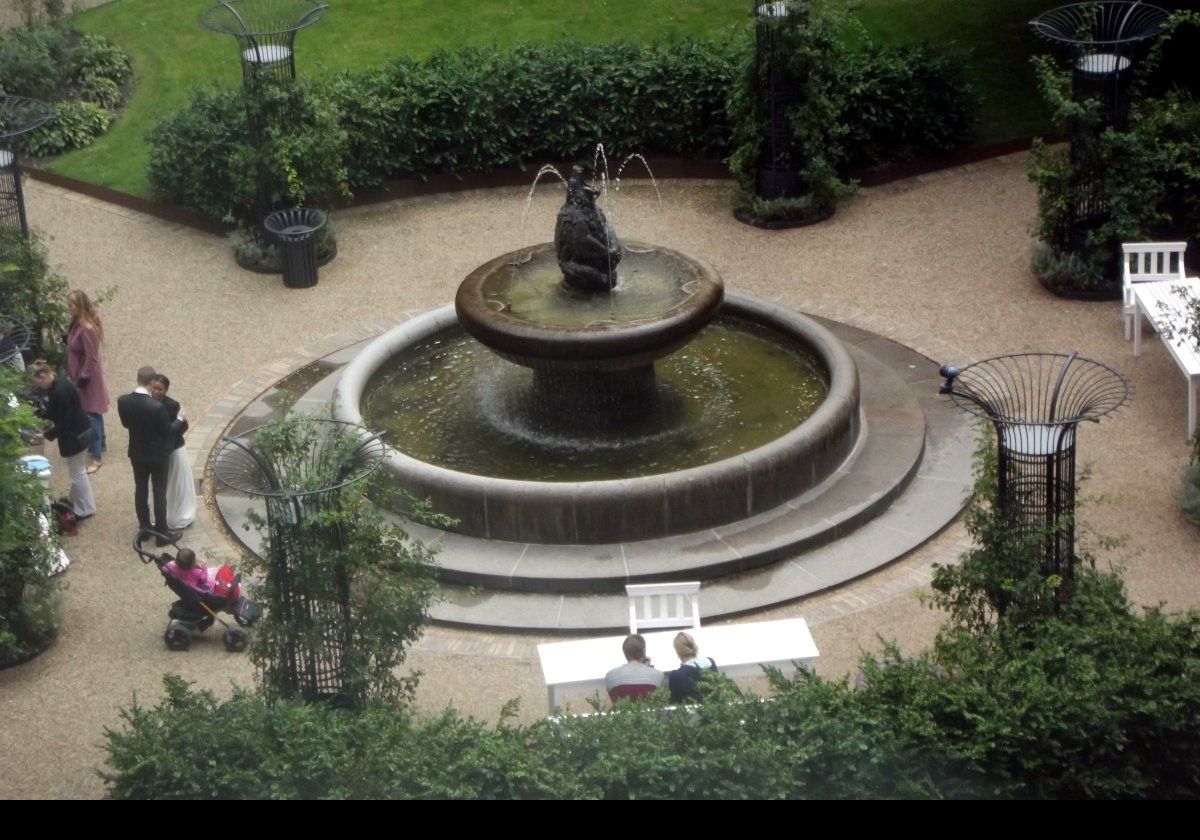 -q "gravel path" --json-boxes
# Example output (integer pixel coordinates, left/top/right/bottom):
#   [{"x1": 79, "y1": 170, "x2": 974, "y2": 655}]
[{"x1": 2, "y1": 153, "x2": 1197, "y2": 798}]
